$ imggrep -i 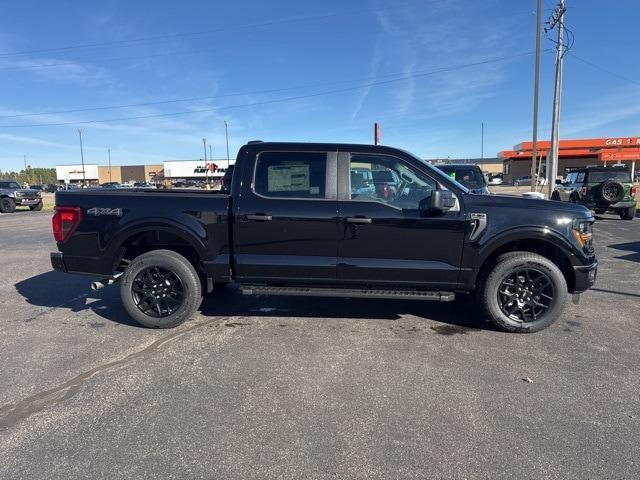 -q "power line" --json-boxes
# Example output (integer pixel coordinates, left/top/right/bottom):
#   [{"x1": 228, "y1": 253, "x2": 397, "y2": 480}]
[
  {"x1": 0, "y1": 4, "x2": 536, "y2": 62},
  {"x1": 567, "y1": 52, "x2": 640, "y2": 87},
  {"x1": 0, "y1": 1, "x2": 442, "y2": 60},
  {"x1": 0, "y1": 51, "x2": 543, "y2": 119},
  {"x1": 0, "y1": 51, "x2": 538, "y2": 128}
]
